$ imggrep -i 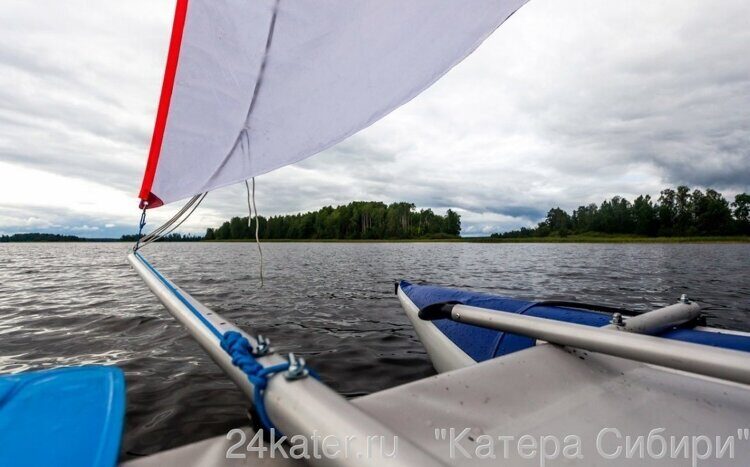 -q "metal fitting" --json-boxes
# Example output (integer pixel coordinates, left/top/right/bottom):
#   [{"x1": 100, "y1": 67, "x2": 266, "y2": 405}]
[
  {"x1": 679, "y1": 294, "x2": 690, "y2": 304},
  {"x1": 284, "y1": 353, "x2": 309, "y2": 380},
  {"x1": 252, "y1": 335, "x2": 270, "y2": 357},
  {"x1": 611, "y1": 312, "x2": 623, "y2": 327}
]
